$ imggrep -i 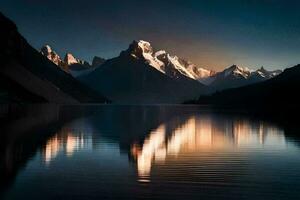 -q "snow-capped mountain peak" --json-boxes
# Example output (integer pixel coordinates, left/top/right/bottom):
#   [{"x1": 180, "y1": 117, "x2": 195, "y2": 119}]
[
  {"x1": 41, "y1": 45, "x2": 52, "y2": 54},
  {"x1": 64, "y1": 53, "x2": 79, "y2": 65},
  {"x1": 40, "y1": 45, "x2": 62, "y2": 66},
  {"x1": 188, "y1": 66, "x2": 216, "y2": 80},
  {"x1": 205, "y1": 64, "x2": 283, "y2": 90},
  {"x1": 223, "y1": 65, "x2": 251, "y2": 78},
  {"x1": 124, "y1": 40, "x2": 215, "y2": 80},
  {"x1": 222, "y1": 65, "x2": 282, "y2": 80},
  {"x1": 40, "y1": 40, "x2": 282, "y2": 92},
  {"x1": 154, "y1": 50, "x2": 167, "y2": 57},
  {"x1": 252, "y1": 66, "x2": 282, "y2": 79},
  {"x1": 40, "y1": 45, "x2": 103, "y2": 78},
  {"x1": 121, "y1": 40, "x2": 282, "y2": 87},
  {"x1": 127, "y1": 40, "x2": 165, "y2": 73},
  {"x1": 165, "y1": 54, "x2": 196, "y2": 79},
  {"x1": 137, "y1": 40, "x2": 153, "y2": 54},
  {"x1": 127, "y1": 40, "x2": 153, "y2": 57}
]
